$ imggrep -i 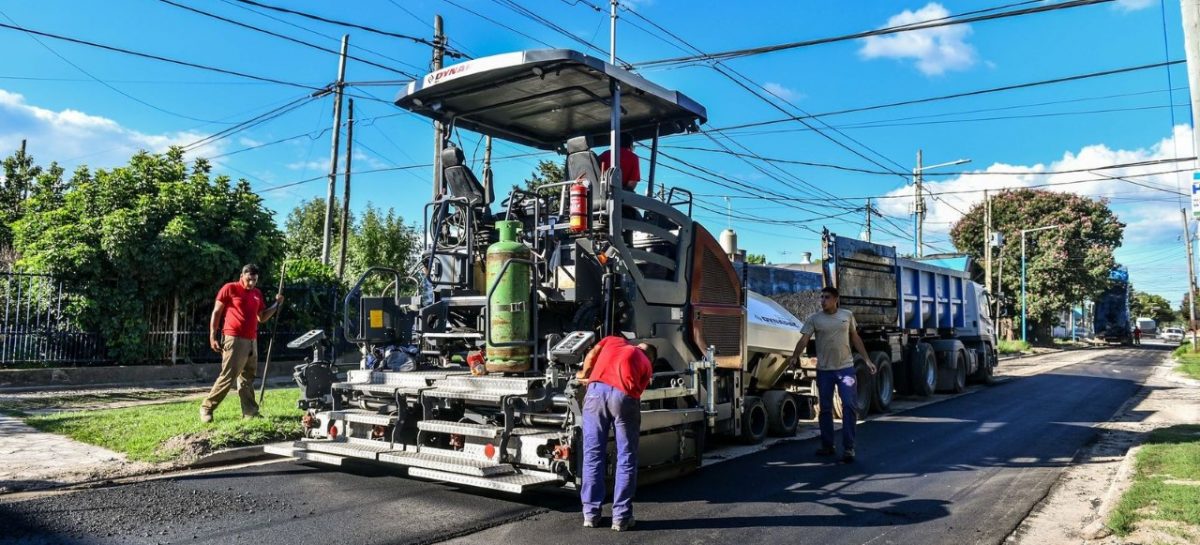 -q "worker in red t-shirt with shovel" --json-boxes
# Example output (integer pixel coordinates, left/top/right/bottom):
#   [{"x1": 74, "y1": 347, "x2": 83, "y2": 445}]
[{"x1": 200, "y1": 264, "x2": 283, "y2": 423}]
